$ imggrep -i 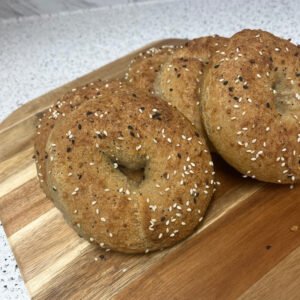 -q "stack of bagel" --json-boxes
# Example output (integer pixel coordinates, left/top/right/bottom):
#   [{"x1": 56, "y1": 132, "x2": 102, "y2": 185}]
[{"x1": 34, "y1": 29, "x2": 300, "y2": 254}]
